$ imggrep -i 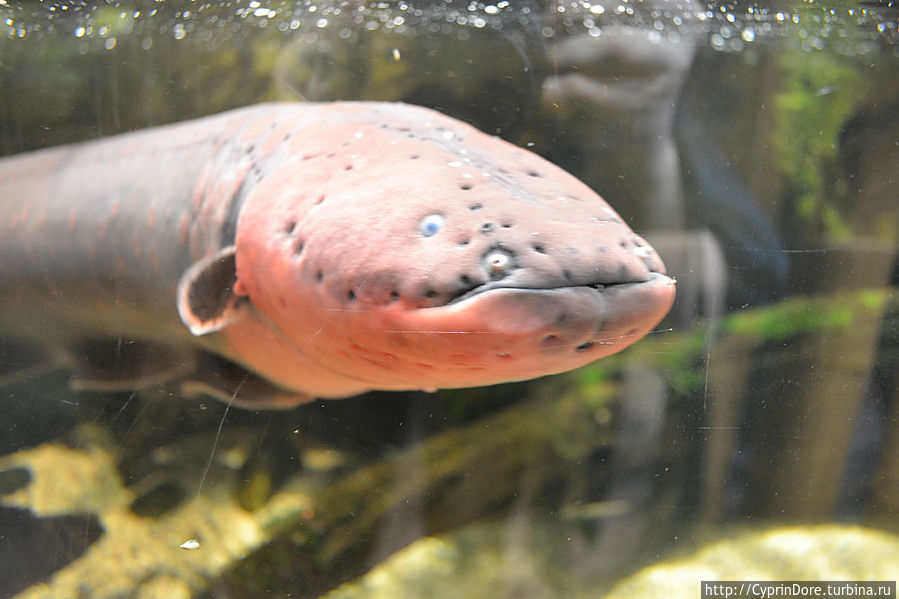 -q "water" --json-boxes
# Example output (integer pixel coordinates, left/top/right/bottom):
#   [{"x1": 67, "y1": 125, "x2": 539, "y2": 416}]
[{"x1": 0, "y1": 1, "x2": 897, "y2": 597}]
